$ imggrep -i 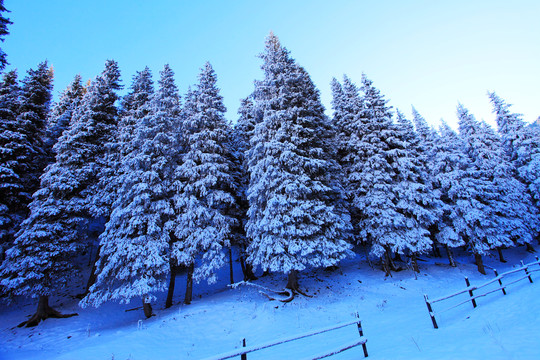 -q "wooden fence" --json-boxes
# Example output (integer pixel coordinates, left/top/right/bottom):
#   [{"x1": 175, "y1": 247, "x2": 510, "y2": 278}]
[
  {"x1": 203, "y1": 314, "x2": 368, "y2": 360},
  {"x1": 424, "y1": 256, "x2": 540, "y2": 329}
]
